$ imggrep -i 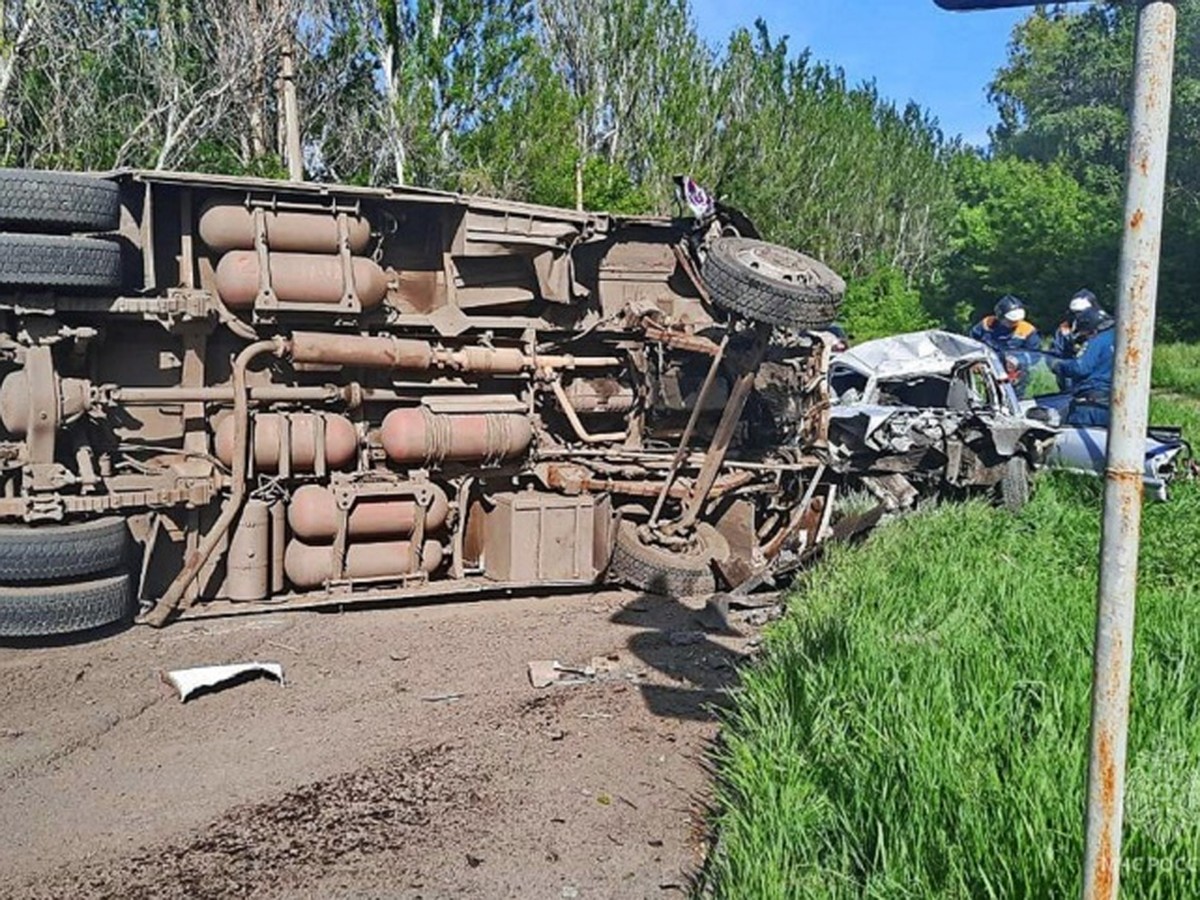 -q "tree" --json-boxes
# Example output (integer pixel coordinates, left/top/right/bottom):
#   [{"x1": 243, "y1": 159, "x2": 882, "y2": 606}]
[
  {"x1": 538, "y1": 0, "x2": 719, "y2": 210},
  {"x1": 711, "y1": 22, "x2": 955, "y2": 285},
  {"x1": 934, "y1": 152, "x2": 1118, "y2": 329},
  {"x1": 985, "y1": 0, "x2": 1200, "y2": 338},
  {"x1": 309, "y1": 0, "x2": 531, "y2": 186},
  {"x1": 0, "y1": 0, "x2": 305, "y2": 173}
]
